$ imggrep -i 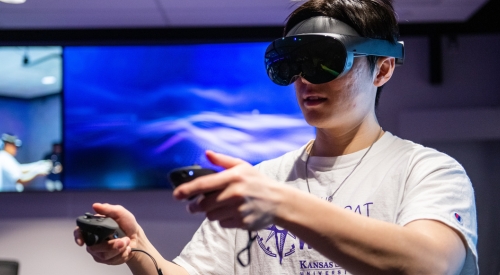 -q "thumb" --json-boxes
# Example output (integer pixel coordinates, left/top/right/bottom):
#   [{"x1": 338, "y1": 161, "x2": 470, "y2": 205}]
[
  {"x1": 92, "y1": 203, "x2": 134, "y2": 221},
  {"x1": 92, "y1": 203, "x2": 134, "y2": 225},
  {"x1": 206, "y1": 150, "x2": 245, "y2": 169},
  {"x1": 92, "y1": 203, "x2": 119, "y2": 218},
  {"x1": 92, "y1": 203, "x2": 138, "y2": 236}
]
